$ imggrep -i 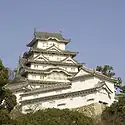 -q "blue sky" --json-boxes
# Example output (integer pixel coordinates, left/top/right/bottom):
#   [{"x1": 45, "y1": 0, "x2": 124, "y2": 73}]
[{"x1": 0, "y1": 0, "x2": 125, "y2": 81}]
